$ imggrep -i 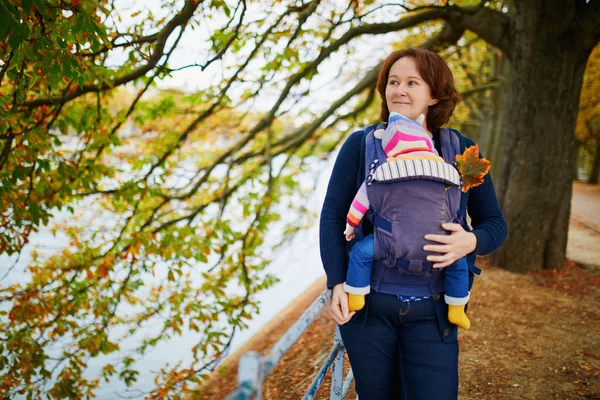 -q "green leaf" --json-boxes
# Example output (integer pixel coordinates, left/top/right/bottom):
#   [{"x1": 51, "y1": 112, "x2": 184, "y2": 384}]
[
  {"x1": 34, "y1": 0, "x2": 46, "y2": 16},
  {"x1": 7, "y1": 28, "x2": 21, "y2": 50},
  {"x1": 23, "y1": 43, "x2": 36, "y2": 60},
  {"x1": 3, "y1": 1, "x2": 21, "y2": 20},
  {"x1": 22, "y1": 0, "x2": 34, "y2": 16},
  {"x1": 38, "y1": 160, "x2": 50, "y2": 171},
  {"x1": 0, "y1": 3, "x2": 13, "y2": 40}
]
